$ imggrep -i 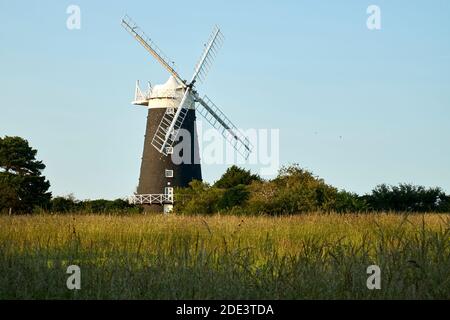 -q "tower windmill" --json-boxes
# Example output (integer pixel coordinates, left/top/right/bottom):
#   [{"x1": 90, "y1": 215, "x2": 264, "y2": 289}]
[{"x1": 121, "y1": 15, "x2": 252, "y2": 213}]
